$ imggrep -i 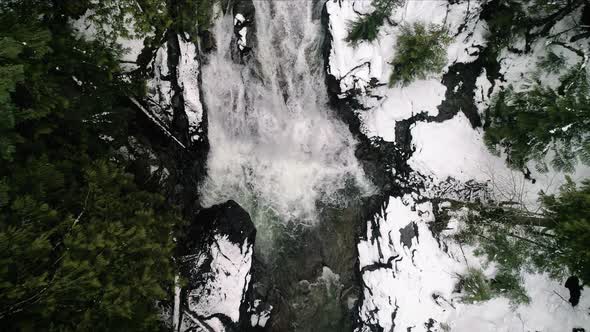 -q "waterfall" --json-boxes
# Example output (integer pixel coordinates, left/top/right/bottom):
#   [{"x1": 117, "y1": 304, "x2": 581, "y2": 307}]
[{"x1": 199, "y1": 0, "x2": 372, "y2": 252}]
